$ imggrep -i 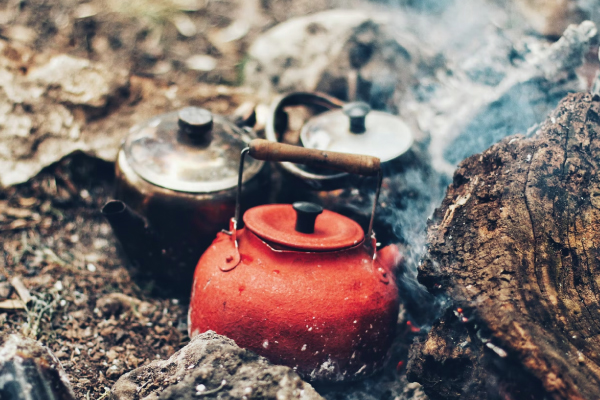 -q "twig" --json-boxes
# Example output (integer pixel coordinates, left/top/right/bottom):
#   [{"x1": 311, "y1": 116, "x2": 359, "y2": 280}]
[
  {"x1": 97, "y1": 388, "x2": 111, "y2": 400},
  {"x1": 11, "y1": 276, "x2": 31, "y2": 305},
  {"x1": 0, "y1": 299, "x2": 25, "y2": 310},
  {"x1": 196, "y1": 380, "x2": 227, "y2": 396}
]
